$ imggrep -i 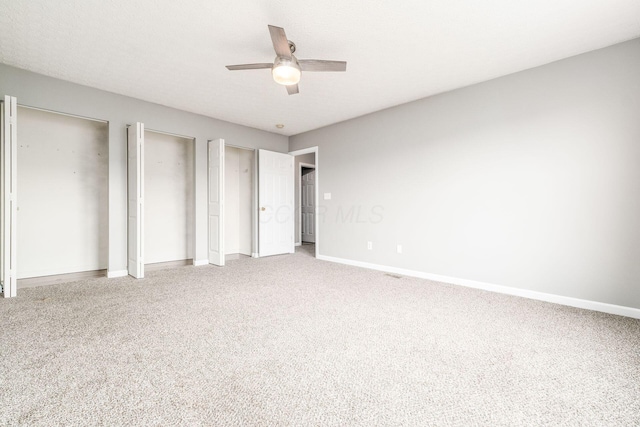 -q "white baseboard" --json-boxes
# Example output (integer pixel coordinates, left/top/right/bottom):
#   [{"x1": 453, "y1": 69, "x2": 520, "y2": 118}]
[
  {"x1": 193, "y1": 259, "x2": 209, "y2": 267},
  {"x1": 295, "y1": 242, "x2": 302, "y2": 247},
  {"x1": 317, "y1": 255, "x2": 640, "y2": 320},
  {"x1": 251, "y1": 253, "x2": 259, "y2": 258},
  {"x1": 107, "y1": 270, "x2": 128, "y2": 278}
]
